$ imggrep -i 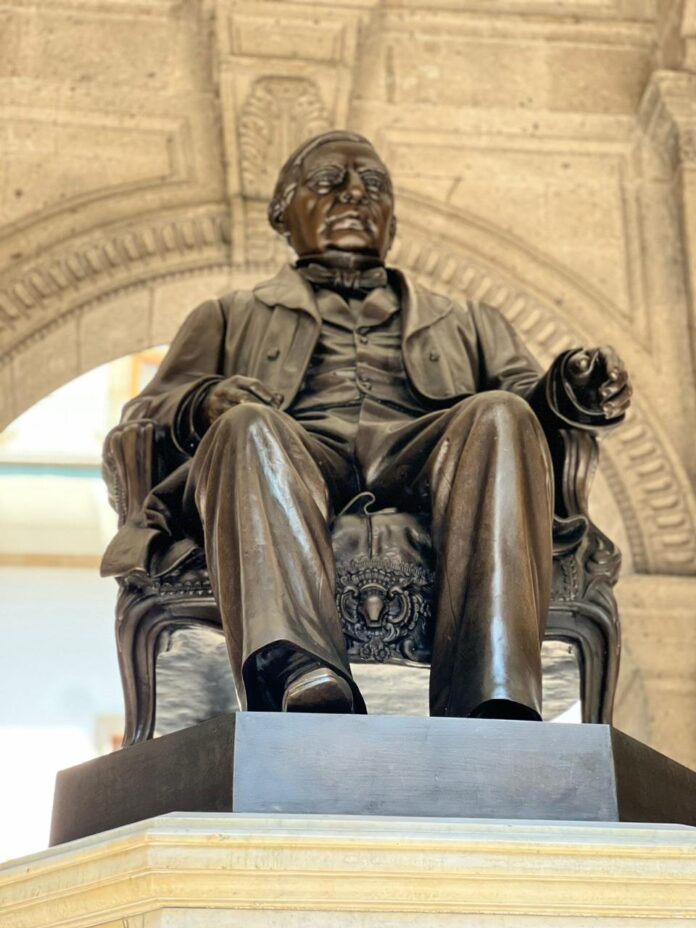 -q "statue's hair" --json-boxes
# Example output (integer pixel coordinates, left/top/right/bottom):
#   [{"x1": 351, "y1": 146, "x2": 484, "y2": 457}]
[{"x1": 267, "y1": 130, "x2": 391, "y2": 233}]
